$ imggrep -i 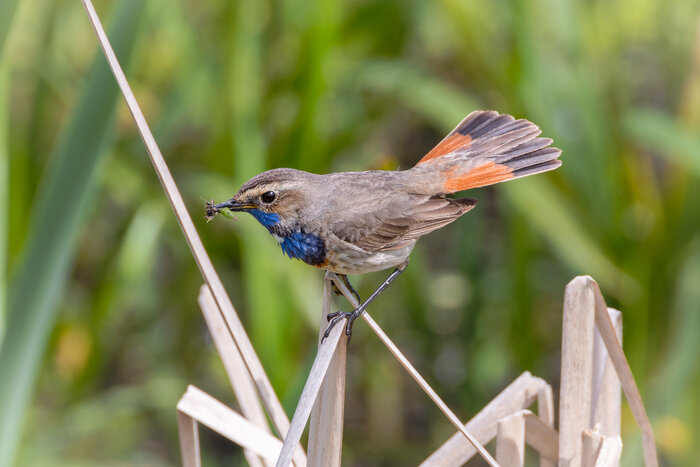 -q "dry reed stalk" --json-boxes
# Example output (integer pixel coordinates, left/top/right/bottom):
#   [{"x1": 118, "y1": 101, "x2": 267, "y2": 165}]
[
  {"x1": 522, "y1": 411, "x2": 559, "y2": 462},
  {"x1": 496, "y1": 411, "x2": 526, "y2": 467},
  {"x1": 176, "y1": 410, "x2": 201, "y2": 467},
  {"x1": 582, "y1": 427, "x2": 623, "y2": 467},
  {"x1": 595, "y1": 437, "x2": 623, "y2": 466},
  {"x1": 328, "y1": 273, "x2": 499, "y2": 466},
  {"x1": 198, "y1": 285, "x2": 272, "y2": 467},
  {"x1": 307, "y1": 274, "x2": 348, "y2": 466},
  {"x1": 537, "y1": 385, "x2": 556, "y2": 467},
  {"x1": 590, "y1": 281, "x2": 657, "y2": 467},
  {"x1": 592, "y1": 308, "x2": 622, "y2": 439},
  {"x1": 470, "y1": 407, "x2": 560, "y2": 467},
  {"x1": 581, "y1": 427, "x2": 602, "y2": 467},
  {"x1": 560, "y1": 276, "x2": 597, "y2": 466},
  {"x1": 420, "y1": 372, "x2": 551, "y2": 466},
  {"x1": 177, "y1": 386, "x2": 283, "y2": 462},
  {"x1": 80, "y1": 1, "x2": 305, "y2": 465},
  {"x1": 428, "y1": 405, "x2": 559, "y2": 467},
  {"x1": 561, "y1": 276, "x2": 657, "y2": 467},
  {"x1": 276, "y1": 319, "x2": 344, "y2": 466}
]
